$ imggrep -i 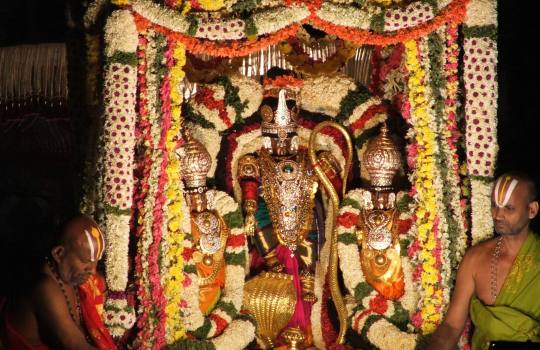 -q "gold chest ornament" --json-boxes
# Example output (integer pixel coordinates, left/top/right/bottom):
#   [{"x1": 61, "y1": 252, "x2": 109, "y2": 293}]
[
  {"x1": 191, "y1": 210, "x2": 229, "y2": 287},
  {"x1": 259, "y1": 149, "x2": 317, "y2": 252}
]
